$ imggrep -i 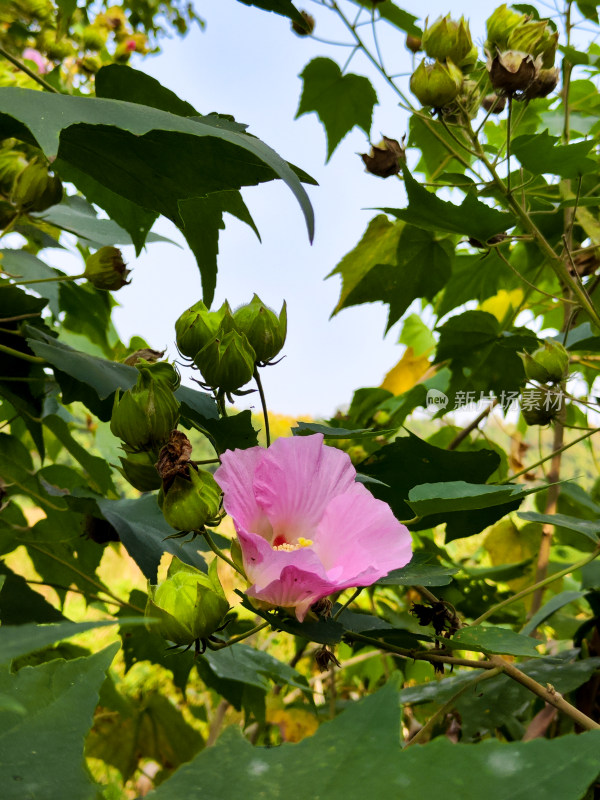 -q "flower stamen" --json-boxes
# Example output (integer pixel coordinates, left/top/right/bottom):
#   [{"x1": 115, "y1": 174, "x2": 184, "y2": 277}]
[{"x1": 273, "y1": 537, "x2": 313, "y2": 552}]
